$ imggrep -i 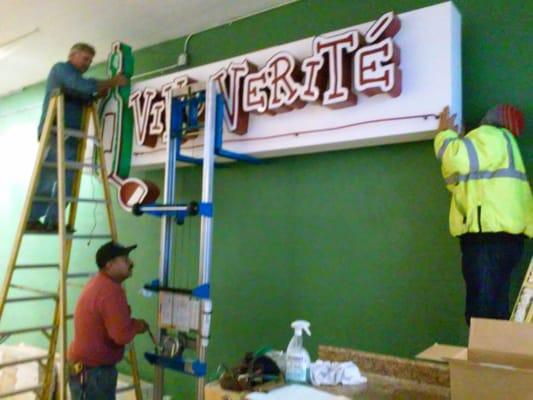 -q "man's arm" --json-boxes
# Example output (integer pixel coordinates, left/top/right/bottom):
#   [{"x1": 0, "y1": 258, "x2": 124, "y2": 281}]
[
  {"x1": 52, "y1": 63, "x2": 127, "y2": 100},
  {"x1": 95, "y1": 74, "x2": 128, "y2": 97},
  {"x1": 434, "y1": 107, "x2": 470, "y2": 183},
  {"x1": 99, "y1": 289, "x2": 148, "y2": 346}
]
